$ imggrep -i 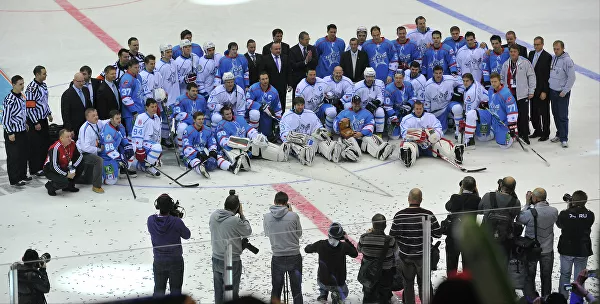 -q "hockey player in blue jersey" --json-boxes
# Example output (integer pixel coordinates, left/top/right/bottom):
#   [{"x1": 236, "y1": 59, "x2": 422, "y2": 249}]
[
  {"x1": 172, "y1": 29, "x2": 204, "y2": 59},
  {"x1": 172, "y1": 83, "x2": 207, "y2": 154},
  {"x1": 423, "y1": 66, "x2": 464, "y2": 138},
  {"x1": 119, "y1": 59, "x2": 145, "y2": 136},
  {"x1": 421, "y1": 30, "x2": 458, "y2": 79},
  {"x1": 314, "y1": 24, "x2": 346, "y2": 78},
  {"x1": 182, "y1": 111, "x2": 240, "y2": 177},
  {"x1": 394, "y1": 26, "x2": 421, "y2": 71},
  {"x1": 246, "y1": 72, "x2": 281, "y2": 138},
  {"x1": 294, "y1": 69, "x2": 336, "y2": 132},
  {"x1": 129, "y1": 99, "x2": 162, "y2": 176},
  {"x1": 353, "y1": 67, "x2": 386, "y2": 135},
  {"x1": 463, "y1": 73, "x2": 518, "y2": 148},
  {"x1": 362, "y1": 26, "x2": 399, "y2": 84},
  {"x1": 99, "y1": 110, "x2": 135, "y2": 184},
  {"x1": 482, "y1": 35, "x2": 510, "y2": 88},
  {"x1": 398, "y1": 101, "x2": 464, "y2": 167},
  {"x1": 216, "y1": 42, "x2": 249, "y2": 90},
  {"x1": 442, "y1": 26, "x2": 466, "y2": 55},
  {"x1": 322, "y1": 66, "x2": 354, "y2": 112},
  {"x1": 334, "y1": 95, "x2": 394, "y2": 160},
  {"x1": 384, "y1": 71, "x2": 416, "y2": 139}
]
